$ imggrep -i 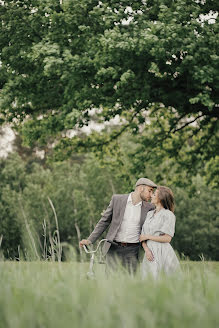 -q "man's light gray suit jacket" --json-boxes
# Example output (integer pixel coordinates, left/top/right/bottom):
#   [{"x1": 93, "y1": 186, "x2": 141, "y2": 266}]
[{"x1": 88, "y1": 194, "x2": 154, "y2": 255}]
